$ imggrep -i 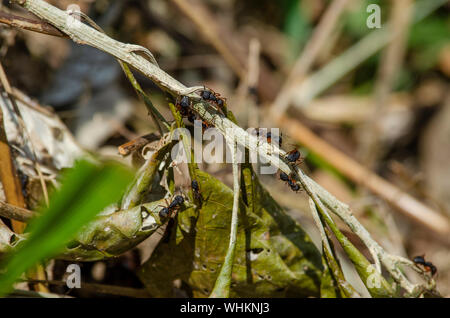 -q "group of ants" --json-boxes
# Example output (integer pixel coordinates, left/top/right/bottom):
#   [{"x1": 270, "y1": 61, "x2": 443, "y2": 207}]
[{"x1": 154, "y1": 87, "x2": 437, "y2": 278}]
